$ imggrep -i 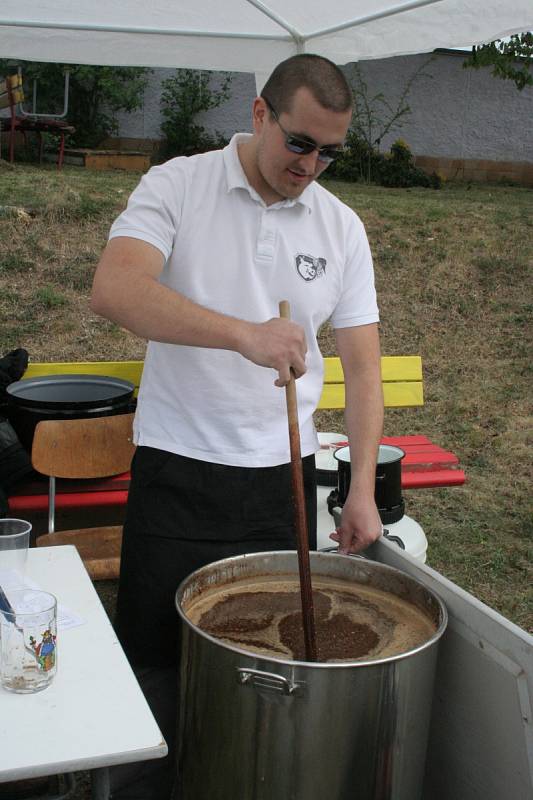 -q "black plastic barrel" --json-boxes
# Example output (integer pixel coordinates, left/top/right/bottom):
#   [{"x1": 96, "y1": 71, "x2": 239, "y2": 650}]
[{"x1": 6, "y1": 374, "x2": 136, "y2": 452}]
